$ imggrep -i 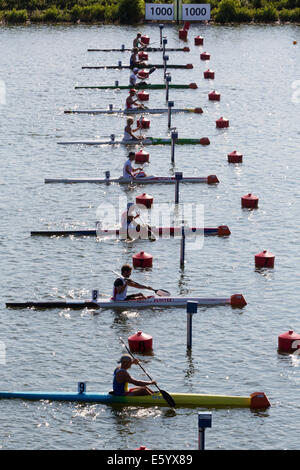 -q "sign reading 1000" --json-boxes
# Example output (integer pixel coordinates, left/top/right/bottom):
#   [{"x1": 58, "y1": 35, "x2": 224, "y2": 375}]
[{"x1": 145, "y1": 3, "x2": 210, "y2": 21}]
